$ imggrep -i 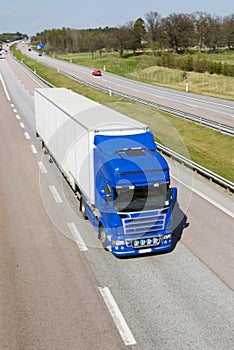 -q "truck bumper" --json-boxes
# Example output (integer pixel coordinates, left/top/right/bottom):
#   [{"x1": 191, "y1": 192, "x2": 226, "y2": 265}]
[{"x1": 111, "y1": 234, "x2": 172, "y2": 257}]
